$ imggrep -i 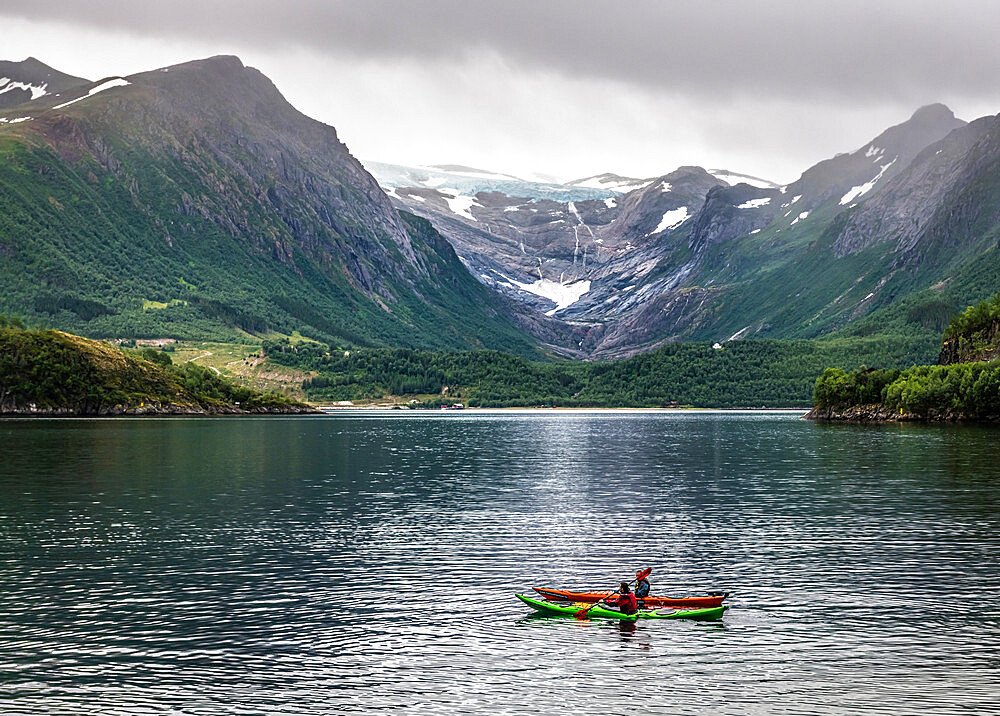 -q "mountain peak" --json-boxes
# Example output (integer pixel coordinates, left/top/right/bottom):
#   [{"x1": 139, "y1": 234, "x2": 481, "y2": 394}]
[
  {"x1": 909, "y1": 103, "x2": 957, "y2": 123},
  {"x1": 0, "y1": 56, "x2": 87, "y2": 82},
  {"x1": 193, "y1": 54, "x2": 245, "y2": 70},
  {"x1": 13, "y1": 56, "x2": 60, "y2": 73},
  {"x1": 868, "y1": 102, "x2": 966, "y2": 160},
  {"x1": 0, "y1": 57, "x2": 90, "y2": 110},
  {"x1": 122, "y1": 54, "x2": 287, "y2": 121},
  {"x1": 151, "y1": 55, "x2": 247, "y2": 78}
]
